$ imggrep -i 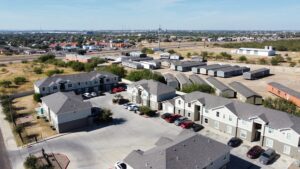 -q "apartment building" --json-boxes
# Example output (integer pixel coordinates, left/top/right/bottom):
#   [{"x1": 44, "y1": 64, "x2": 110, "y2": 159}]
[
  {"x1": 127, "y1": 80, "x2": 176, "y2": 110},
  {"x1": 34, "y1": 71, "x2": 119, "y2": 96},
  {"x1": 124, "y1": 131, "x2": 230, "y2": 169},
  {"x1": 162, "y1": 91, "x2": 300, "y2": 158}
]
